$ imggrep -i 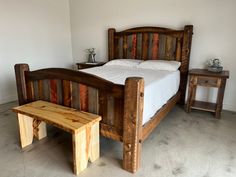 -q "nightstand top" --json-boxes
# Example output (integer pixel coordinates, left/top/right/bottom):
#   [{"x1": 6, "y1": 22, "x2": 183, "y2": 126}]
[{"x1": 189, "y1": 69, "x2": 229, "y2": 78}]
